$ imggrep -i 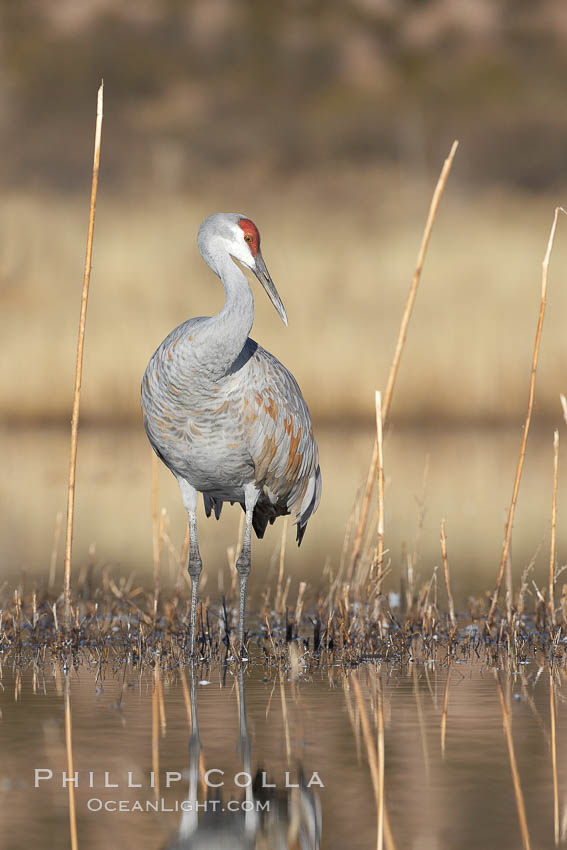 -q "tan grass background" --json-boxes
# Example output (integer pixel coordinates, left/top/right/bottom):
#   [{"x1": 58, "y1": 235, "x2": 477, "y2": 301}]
[
  {"x1": 3, "y1": 171, "x2": 567, "y2": 427},
  {"x1": 4, "y1": 1, "x2": 567, "y2": 595}
]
